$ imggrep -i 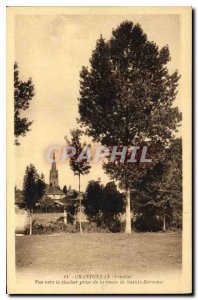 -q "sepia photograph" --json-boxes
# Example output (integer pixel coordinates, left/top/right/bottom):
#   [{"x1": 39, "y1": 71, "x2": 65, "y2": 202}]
[{"x1": 6, "y1": 6, "x2": 192, "y2": 294}]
